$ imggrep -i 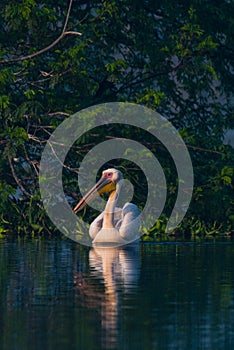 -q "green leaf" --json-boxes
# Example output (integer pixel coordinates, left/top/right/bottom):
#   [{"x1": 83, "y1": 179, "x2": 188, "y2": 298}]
[
  {"x1": 24, "y1": 89, "x2": 36, "y2": 99},
  {"x1": 0, "y1": 95, "x2": 10, "y2": 110}
]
